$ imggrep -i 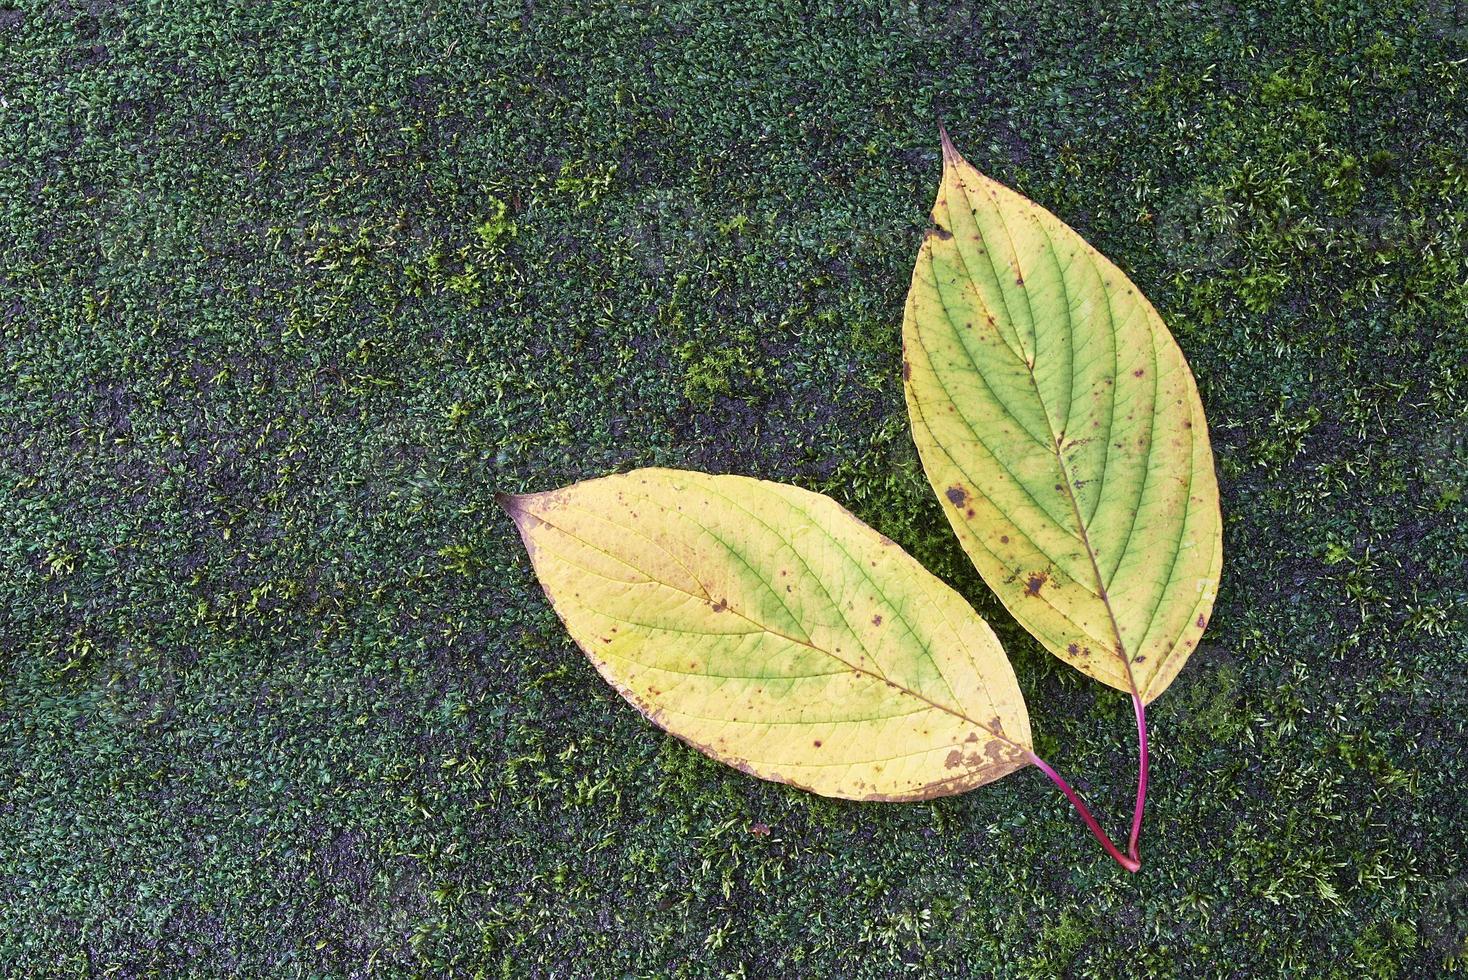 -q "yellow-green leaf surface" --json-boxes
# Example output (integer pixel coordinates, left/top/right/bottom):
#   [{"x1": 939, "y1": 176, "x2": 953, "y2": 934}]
[
  {"x1": 903, "y1": 133, "x2": 1223, "y2": 703},
  {"x1": 501, "y1": 468, "x2": 1032, "y2": 801}
]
